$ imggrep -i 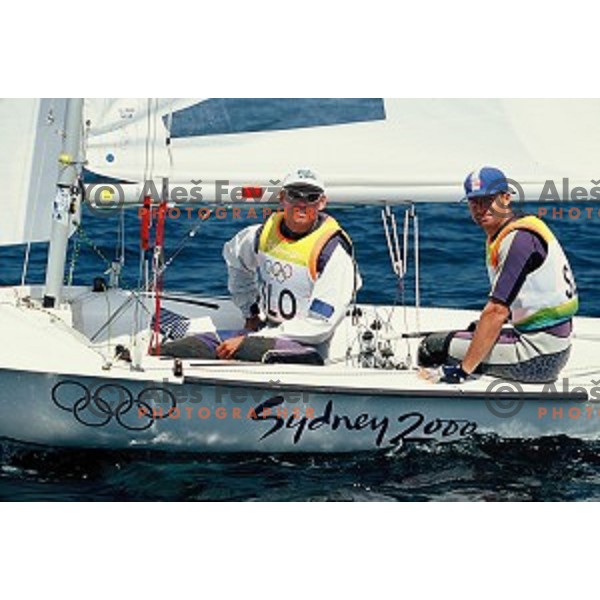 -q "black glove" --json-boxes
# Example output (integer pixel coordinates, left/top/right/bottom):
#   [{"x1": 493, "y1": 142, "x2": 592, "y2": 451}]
[{"x1": 439, "y1": 363, "x2": 469, "y2": 384}]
